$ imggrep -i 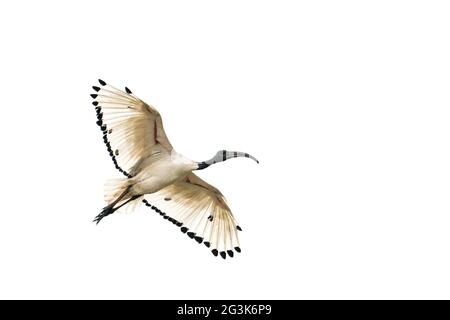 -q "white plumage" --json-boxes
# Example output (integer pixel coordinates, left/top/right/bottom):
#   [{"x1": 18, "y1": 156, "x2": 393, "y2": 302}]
[{"x1": 91, "y1": 79, "x2": 258, "y2": 259}]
